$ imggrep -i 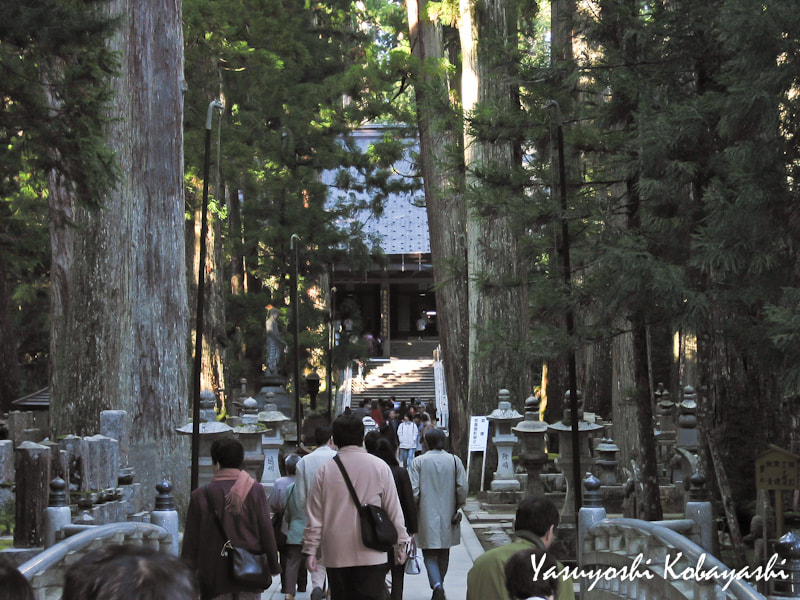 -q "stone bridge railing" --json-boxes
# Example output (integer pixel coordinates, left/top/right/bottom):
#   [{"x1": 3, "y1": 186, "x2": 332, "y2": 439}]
[
  {"x1": 577, "y1": 473, "x2": 800, "y2": 600},
  {"x1": 19, "y1": 521, "x2": 172, "y2": 599},
  {"x1": 581, "y1": 517, "x2": 767, "y2": 600}
]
